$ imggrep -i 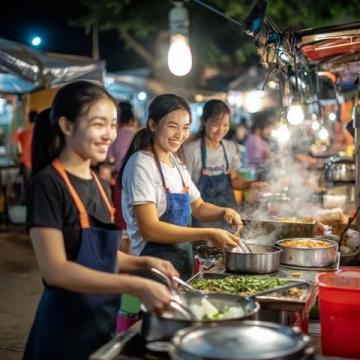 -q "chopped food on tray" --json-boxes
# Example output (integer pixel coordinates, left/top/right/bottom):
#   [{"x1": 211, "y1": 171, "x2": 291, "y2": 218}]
[{"x1": 190, "y1": 276, "x2": 303, "y2": 299}]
